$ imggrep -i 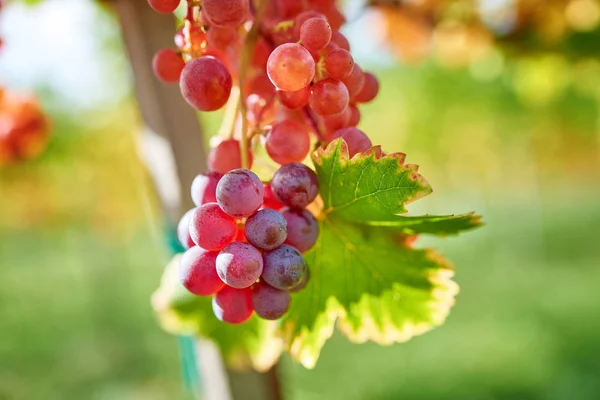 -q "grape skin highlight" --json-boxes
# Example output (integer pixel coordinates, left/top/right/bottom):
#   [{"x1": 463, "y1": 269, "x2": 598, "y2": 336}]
[{"x1": 267, "y1": 43, "x2": 316, "y2": 92}]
